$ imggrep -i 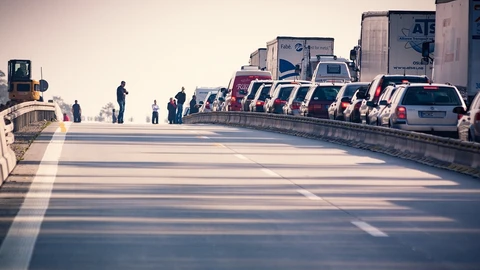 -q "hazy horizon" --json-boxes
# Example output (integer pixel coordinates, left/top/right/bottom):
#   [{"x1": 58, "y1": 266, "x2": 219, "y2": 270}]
[{"x1": 0, "y1": 0, "x2": 435, "y2": 123}]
